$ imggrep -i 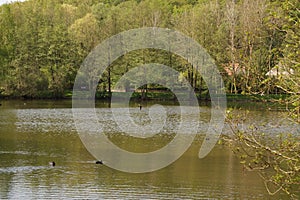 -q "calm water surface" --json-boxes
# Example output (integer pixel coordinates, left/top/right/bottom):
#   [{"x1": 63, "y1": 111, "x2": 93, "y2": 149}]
[{"x1": 0, "y1": 100, "x2": 298, "y2": 199}]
